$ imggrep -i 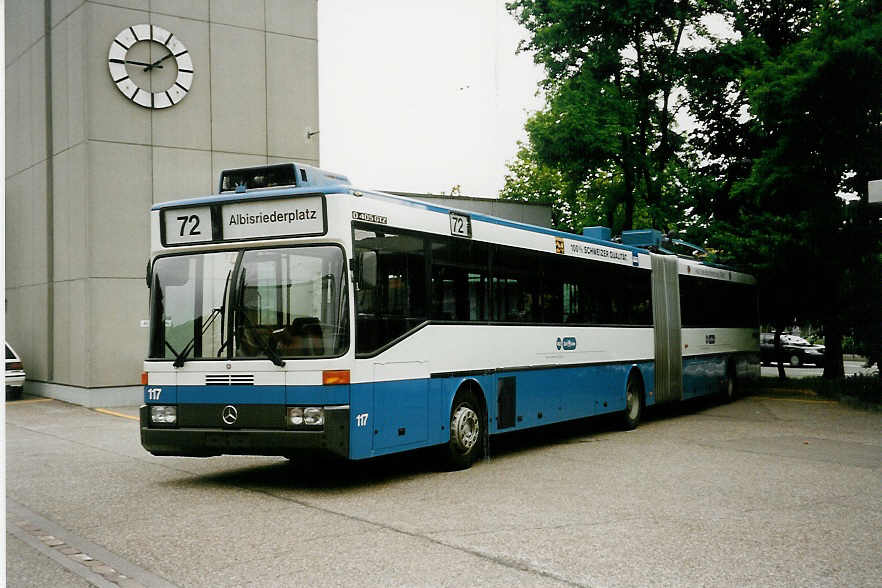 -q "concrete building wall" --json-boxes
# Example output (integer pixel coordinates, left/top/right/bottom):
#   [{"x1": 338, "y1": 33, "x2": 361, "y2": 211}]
[{"x1": 5, "y1": 0, "x2": 319, "y2": 405}]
